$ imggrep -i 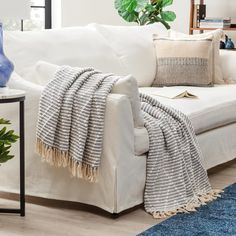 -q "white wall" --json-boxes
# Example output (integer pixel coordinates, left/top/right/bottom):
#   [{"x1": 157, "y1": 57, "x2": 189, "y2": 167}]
[
  {"x1": 61, "y1": 0, "x2": 127, "y2": 27},
  {"x1": 52, "y1": 0, "x2": 62, "y2": 28},
  {"x1": 61, "y1": 0, "x2": 236, "y2": 39}
]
